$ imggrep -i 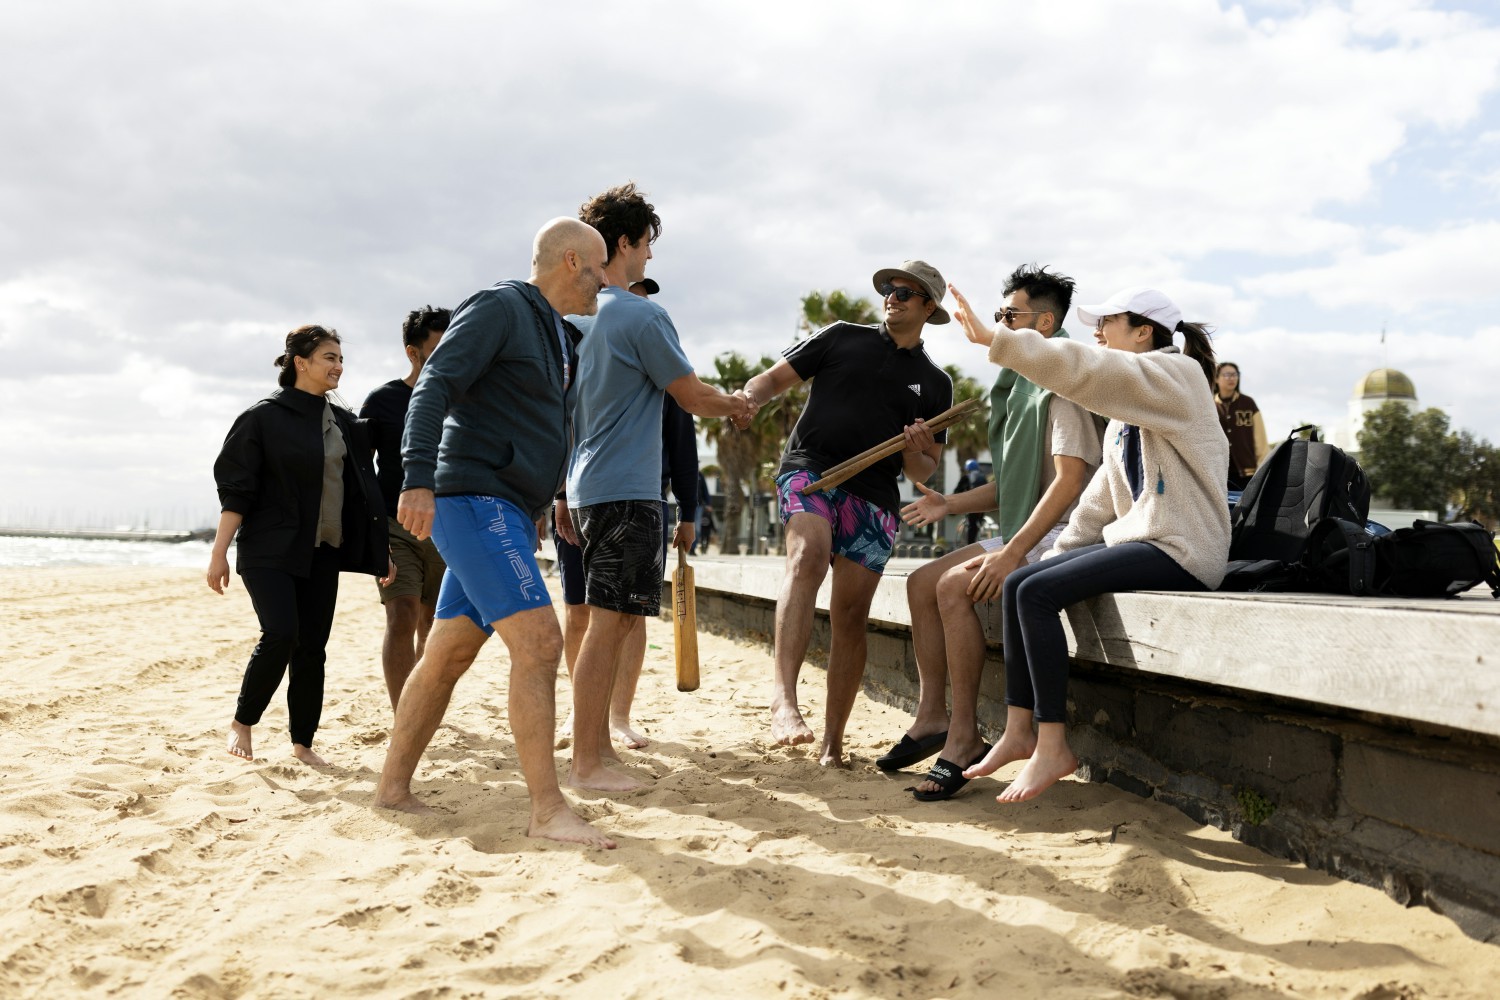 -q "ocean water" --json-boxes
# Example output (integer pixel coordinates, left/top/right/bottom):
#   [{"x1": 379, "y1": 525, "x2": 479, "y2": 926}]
[{"x1": 0, "y1": 536, "x2": 215, "y2": 569}]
